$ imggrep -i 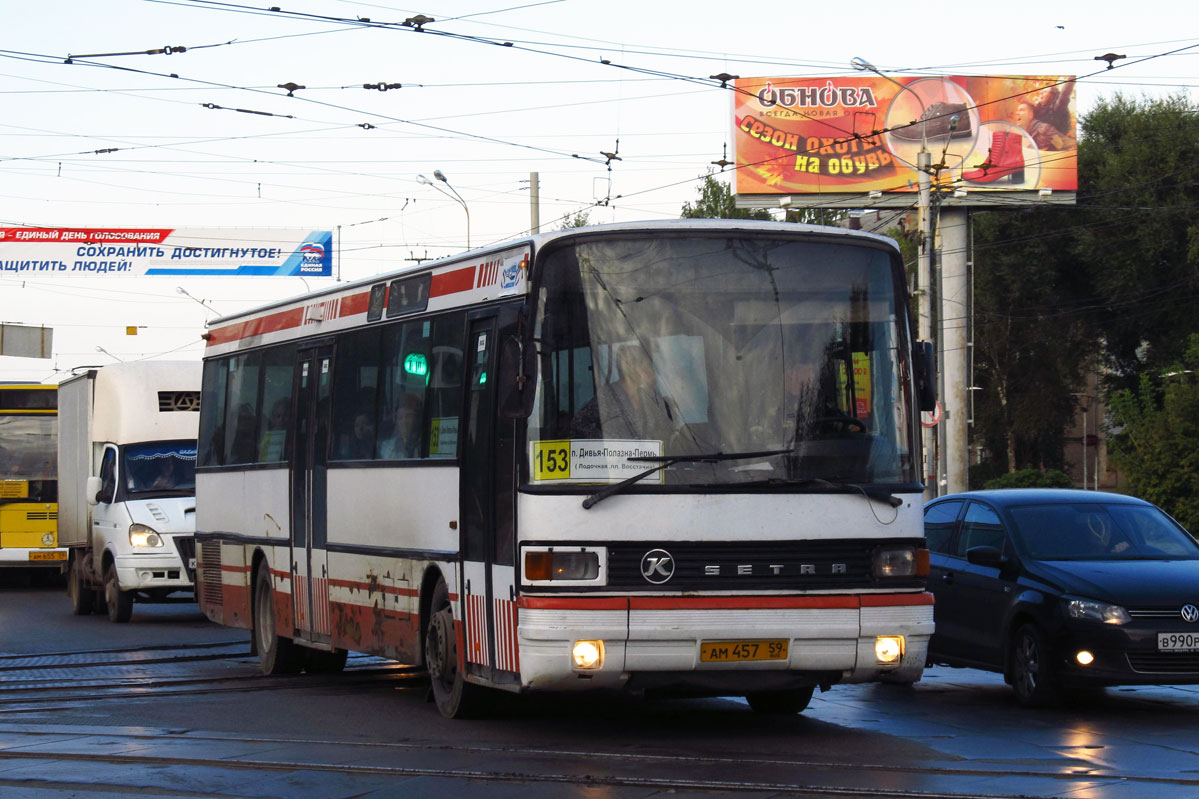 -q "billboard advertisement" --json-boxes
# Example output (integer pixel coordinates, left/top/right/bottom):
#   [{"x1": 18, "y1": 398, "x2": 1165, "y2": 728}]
[
  {"x1": 733, "y1": 75, "x2": 1076, "y2": 201},
  {"x1": 0, "y1": 228, "x2": 333, "y2": 277}
]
